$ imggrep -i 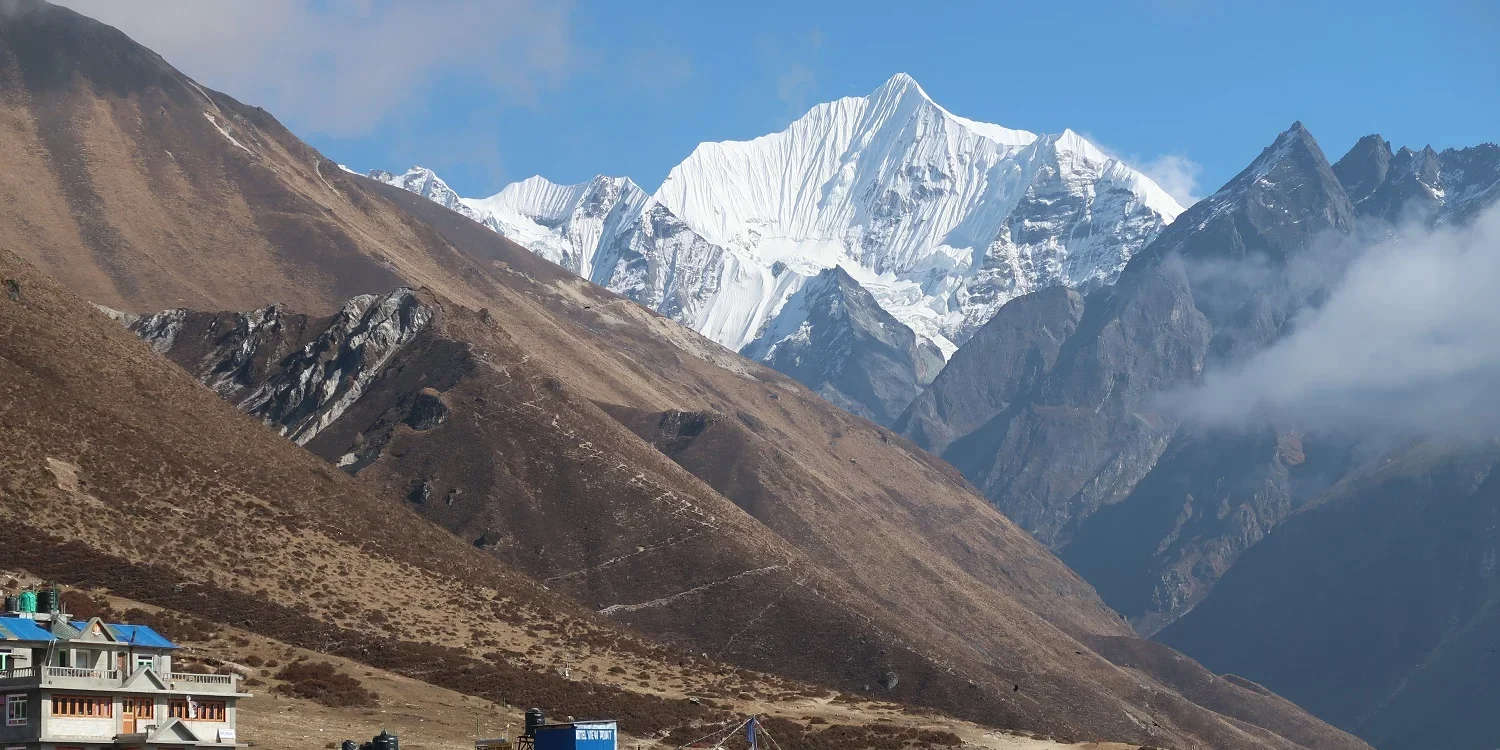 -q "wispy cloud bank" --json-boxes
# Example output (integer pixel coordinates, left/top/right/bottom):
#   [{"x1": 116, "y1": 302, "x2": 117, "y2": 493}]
[
  {"x1": 1076, "y1": 134, "x2": 1203, "y2": 208},
  {"x1": 757, "y1": 27, "x2": 823, "y2": 118},
  {"x1": 53, "y1": 0, "x2": 573, "y2": 136},
  {"x1": 1169, "y1": 202, "x2": 1500, "y2": 440},
  {"x1": 1140, "y1": 153, "x2": 1204, "y2": 207}
]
